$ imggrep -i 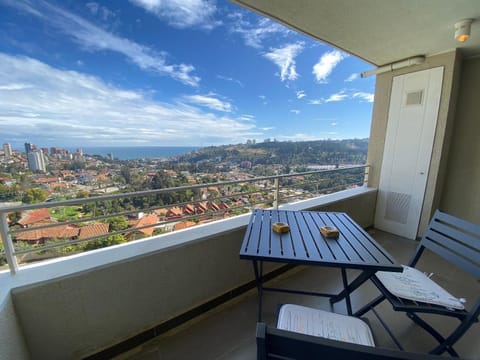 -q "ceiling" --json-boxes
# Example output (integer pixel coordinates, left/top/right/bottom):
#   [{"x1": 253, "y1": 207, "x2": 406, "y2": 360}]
[{"x1": 230, "y1": 0, "x2": 480, "y2": 66}]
